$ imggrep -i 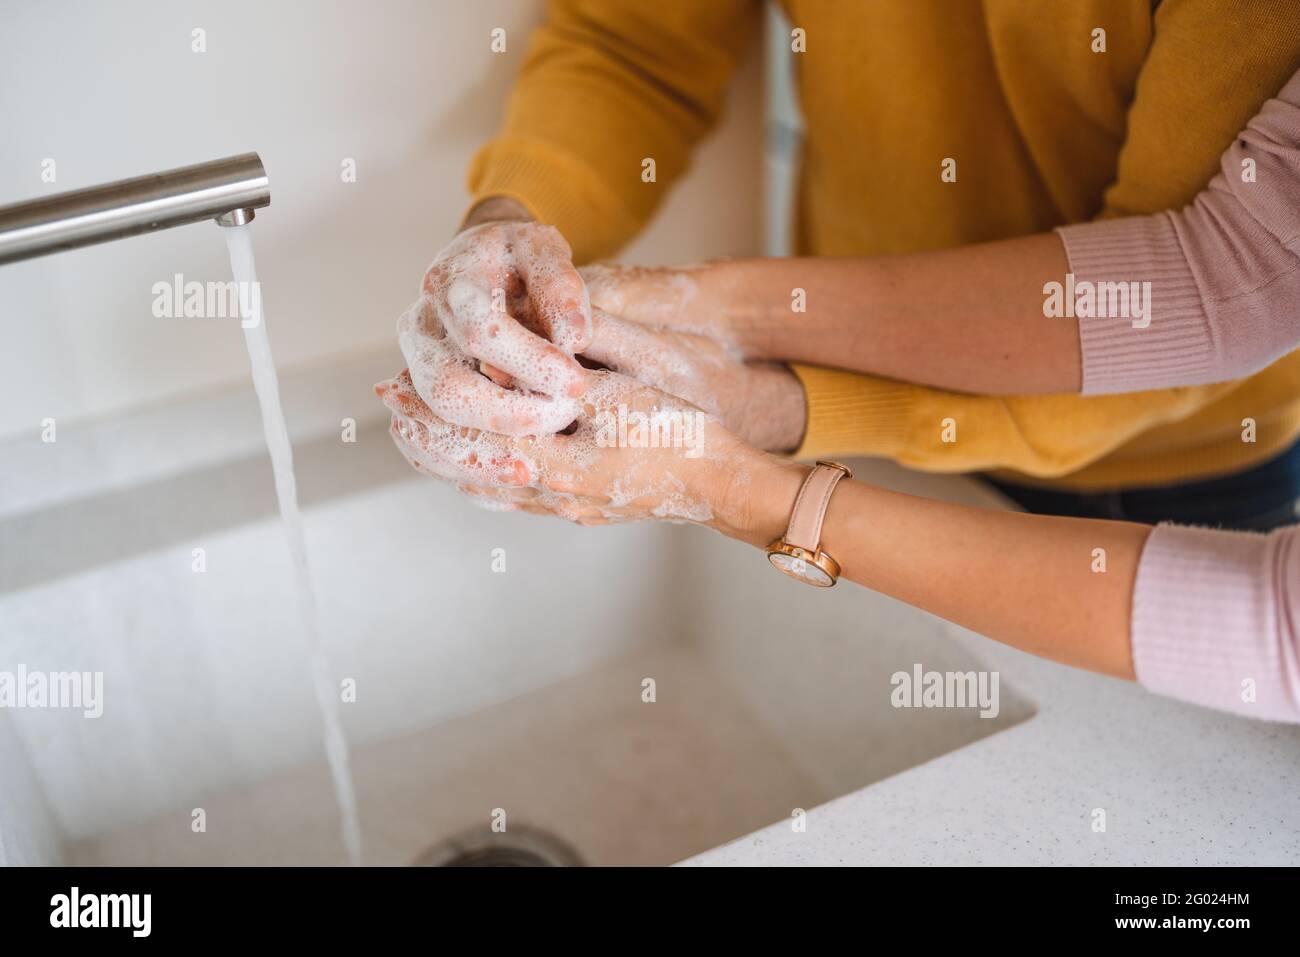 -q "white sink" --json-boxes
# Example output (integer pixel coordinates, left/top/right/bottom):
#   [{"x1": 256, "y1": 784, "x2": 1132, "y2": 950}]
[{"x1": 0, "y1": 358, "x2": 1033, "y2": 865}]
